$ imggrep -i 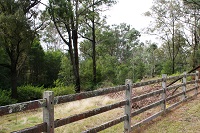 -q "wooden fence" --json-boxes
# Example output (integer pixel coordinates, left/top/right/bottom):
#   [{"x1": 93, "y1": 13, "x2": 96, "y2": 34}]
[{"x1": 0, "y1": 71, "x2": 199, "y2": 133}]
